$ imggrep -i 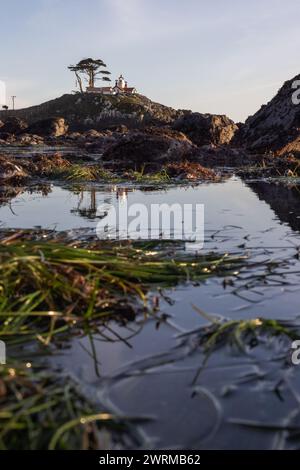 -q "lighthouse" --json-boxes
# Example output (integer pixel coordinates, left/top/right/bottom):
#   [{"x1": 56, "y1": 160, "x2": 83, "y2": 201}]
[
  {"x1": 112, "y1": 74, "x2": 136, "y2": 95},
  {"x1": 87, "y1": 73, "x2": 137, "y2": 95},
  {"x1": 117, "y1": 74, "x2": 126, "y2": 90}
]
